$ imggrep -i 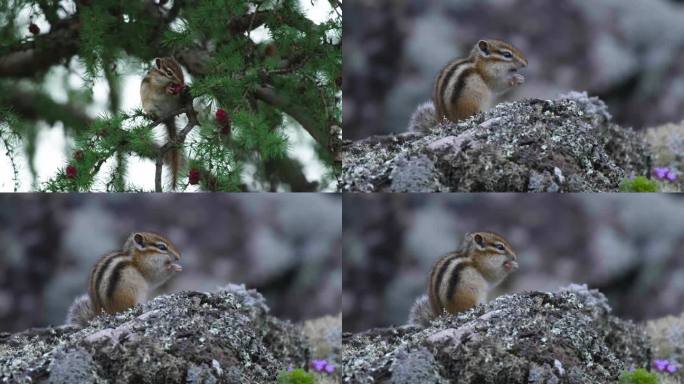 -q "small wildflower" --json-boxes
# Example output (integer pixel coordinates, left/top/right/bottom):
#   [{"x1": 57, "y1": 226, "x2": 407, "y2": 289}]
[
  {"x1": 310, "y1": 359, "x2": 335, "y2": 374},
  {"x1": 652, "y1": 167, "x2": 677, "y2": 182},
  {"x1": 652, "y1": 359, "x2": 679, "y2": 373}
]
